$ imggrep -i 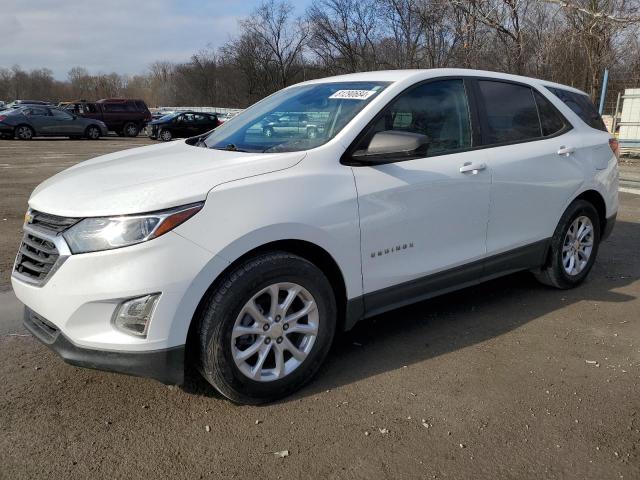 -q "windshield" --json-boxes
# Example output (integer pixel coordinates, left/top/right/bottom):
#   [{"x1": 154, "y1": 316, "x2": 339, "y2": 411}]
[{"x1": 203, "y1": 81, "x2": 389, "y2": 153}]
